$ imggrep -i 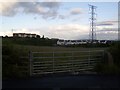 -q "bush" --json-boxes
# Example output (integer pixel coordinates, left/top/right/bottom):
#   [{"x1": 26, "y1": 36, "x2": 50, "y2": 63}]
[
  {"x1": 2, "y1": 43, "x2": 29, "y2": 78},
  {"x1": 108, "y1": 42, "x2": 120, "y2": 66},
  {"x1": 94, "y1": 41, "x2": 120, "y2": 74}
]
